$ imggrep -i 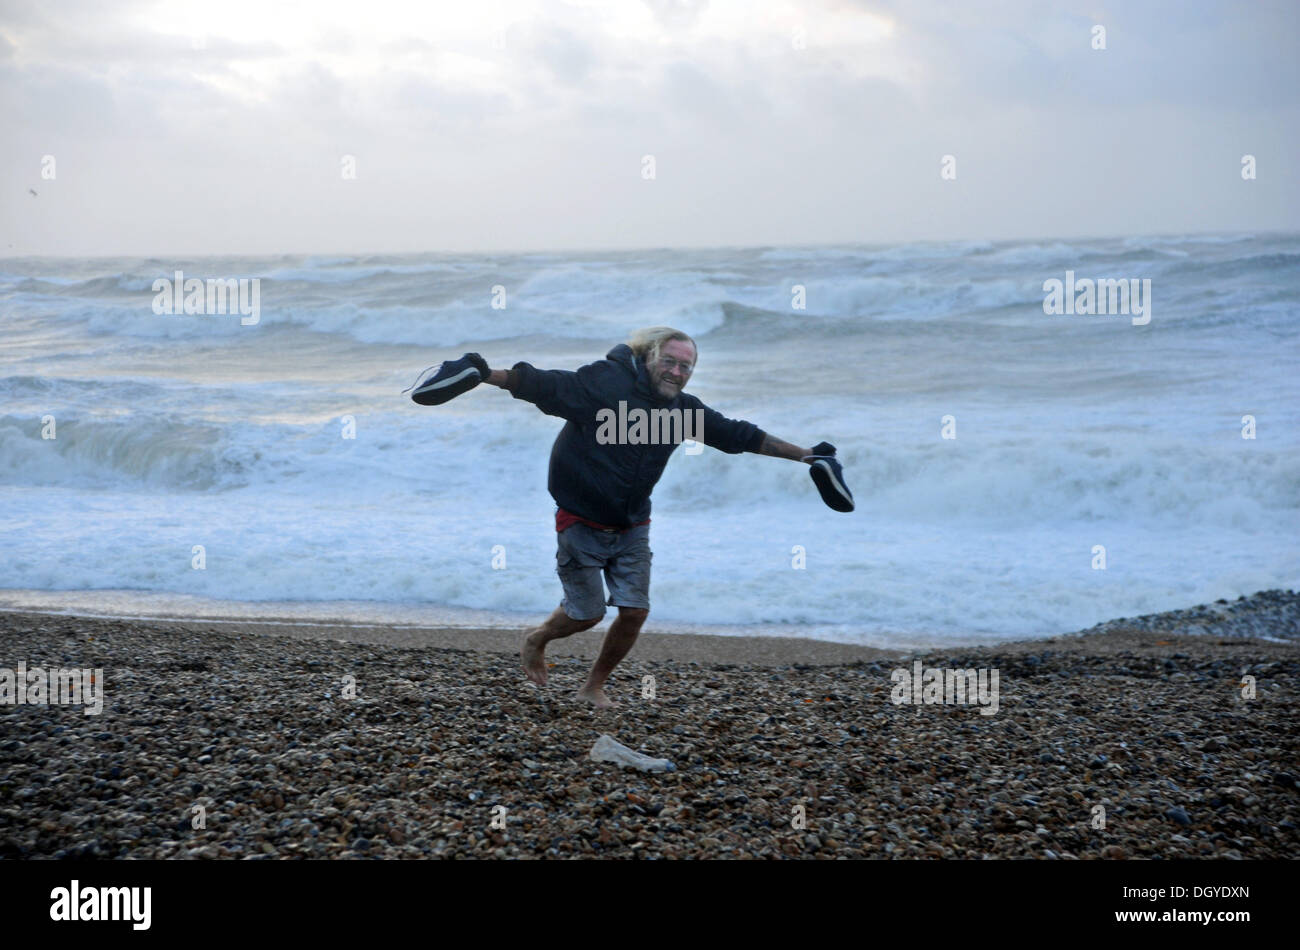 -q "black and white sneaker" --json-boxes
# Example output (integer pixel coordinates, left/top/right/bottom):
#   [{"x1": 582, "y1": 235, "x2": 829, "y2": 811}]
[
  {"x1": 804, "y1": 443, "x2": 854, "y2": 512},
  {"x1": 405, "y1": 353, "x2": 487, "y2": 405}
]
